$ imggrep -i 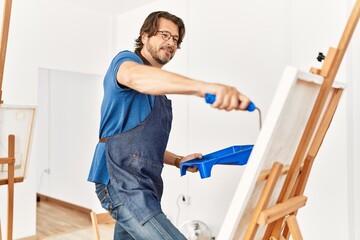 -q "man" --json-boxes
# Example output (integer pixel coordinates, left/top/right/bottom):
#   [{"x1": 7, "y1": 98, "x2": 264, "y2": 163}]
[{"x1": 88, "y1": 11, "x2": 251, "y2": 239}]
